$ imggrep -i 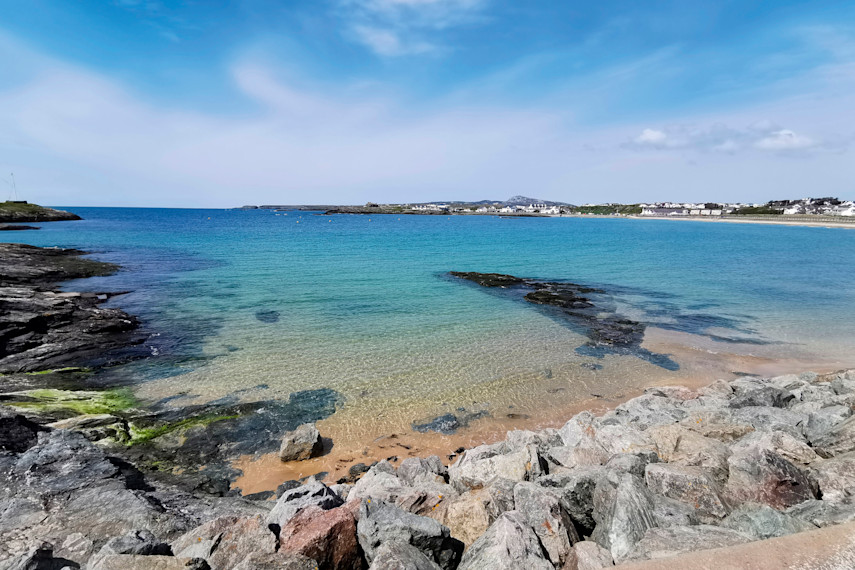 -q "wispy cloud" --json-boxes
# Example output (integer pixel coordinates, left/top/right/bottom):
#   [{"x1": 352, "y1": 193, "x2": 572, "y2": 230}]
[
  {"x1": 626, "y1": 122, "x2": 842, "y2": 155},
  {"x1": 338, "y1": 0, "x2": 489, "y2": 56}
]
